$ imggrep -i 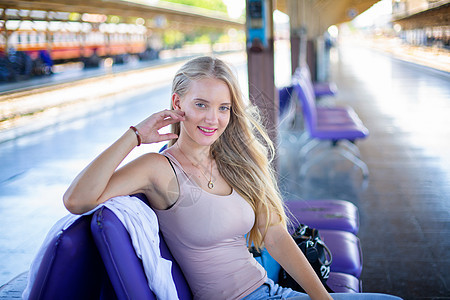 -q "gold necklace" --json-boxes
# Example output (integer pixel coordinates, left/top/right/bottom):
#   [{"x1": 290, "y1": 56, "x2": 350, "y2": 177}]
[{"x1": 177, "y1": 143, "x2": 214, "y2": 189}]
